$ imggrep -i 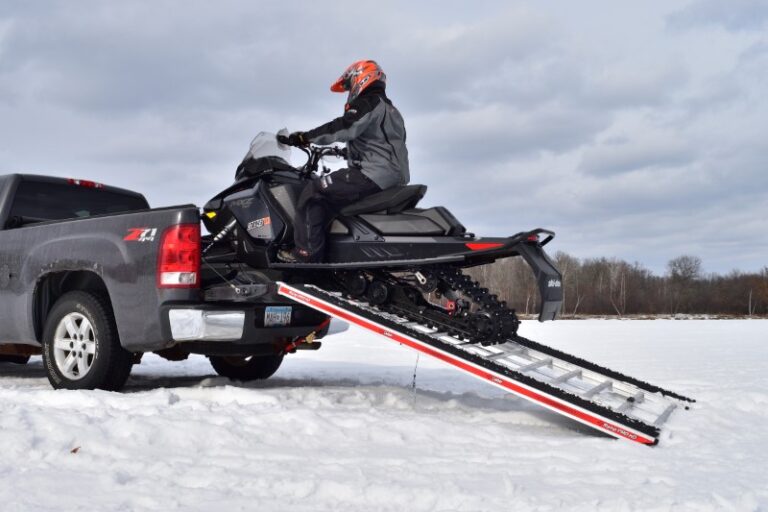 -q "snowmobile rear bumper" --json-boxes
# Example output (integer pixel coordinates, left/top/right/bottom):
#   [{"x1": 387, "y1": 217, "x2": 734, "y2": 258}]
[{"x1": 459, "y1": 229, "x2": 563, "y2": 322}]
